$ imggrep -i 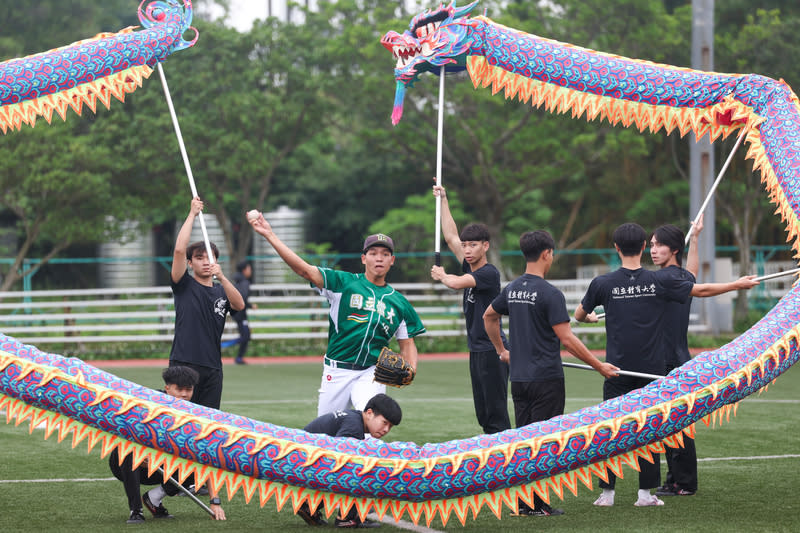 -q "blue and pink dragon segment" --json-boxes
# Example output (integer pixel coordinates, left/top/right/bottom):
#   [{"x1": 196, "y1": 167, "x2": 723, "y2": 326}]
[
  {"x1": 2, "y1": 0, "x2": 800, "y2": 526},
  {"x1": 0, "y1": 0, "x2": 196, "y2": 133}
]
